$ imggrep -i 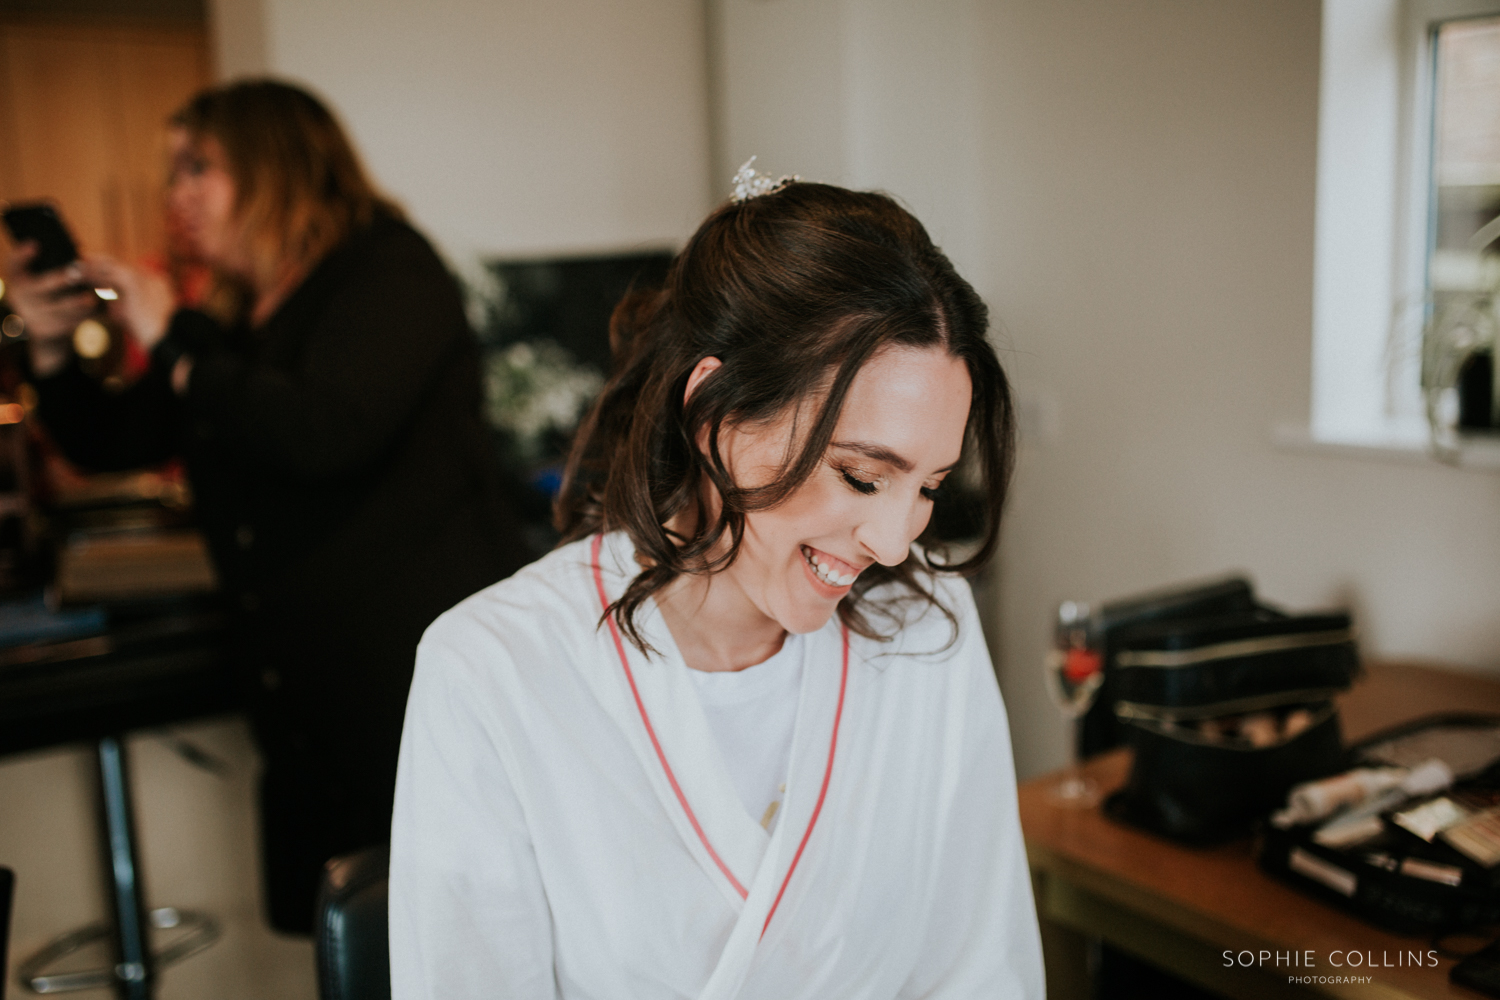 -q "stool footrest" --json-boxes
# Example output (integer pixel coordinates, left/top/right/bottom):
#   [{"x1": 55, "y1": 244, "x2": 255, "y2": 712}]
[{"x1": 18, "y1": 907, "x2": 219, "y2": 994}]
